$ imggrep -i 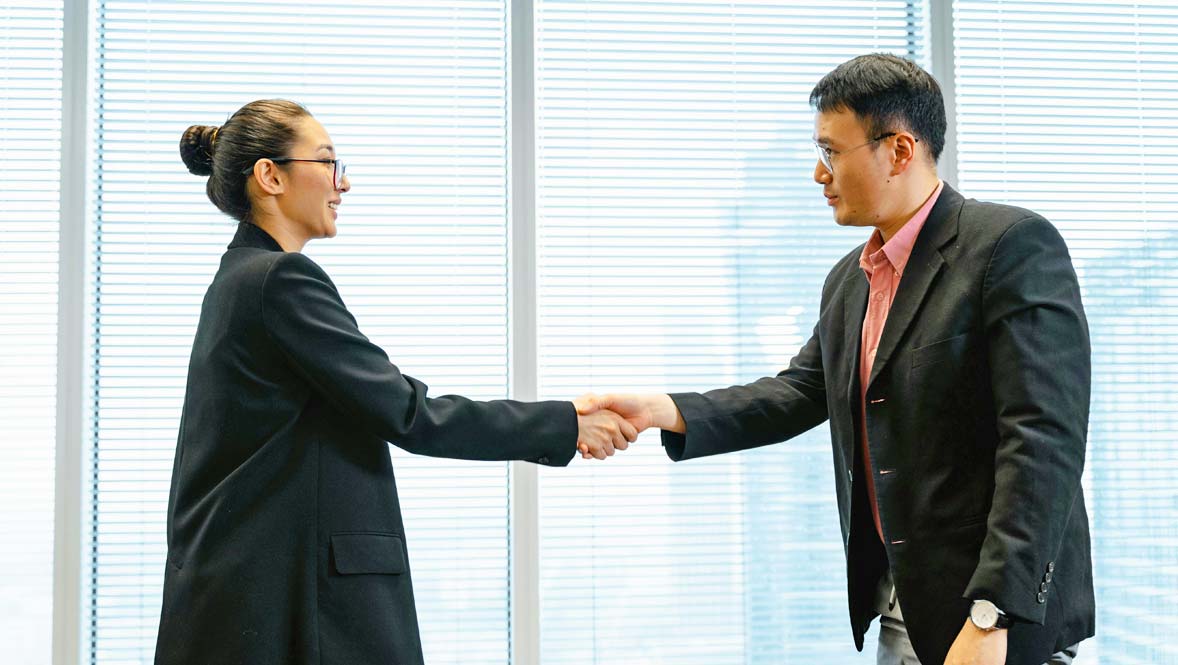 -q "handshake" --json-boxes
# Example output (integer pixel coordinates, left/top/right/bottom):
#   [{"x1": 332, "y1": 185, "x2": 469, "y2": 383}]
[{"x1": 571, "y1": 393, "x2": 687, "y2": 460}]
